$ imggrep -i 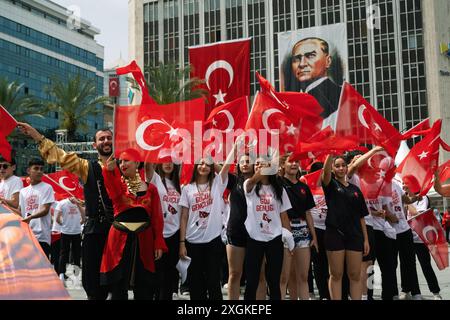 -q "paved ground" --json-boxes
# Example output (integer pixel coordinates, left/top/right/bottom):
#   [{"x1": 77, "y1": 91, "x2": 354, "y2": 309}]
[{"x1": 66, "y1": 246, "x2": 450, "y2": 300}]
